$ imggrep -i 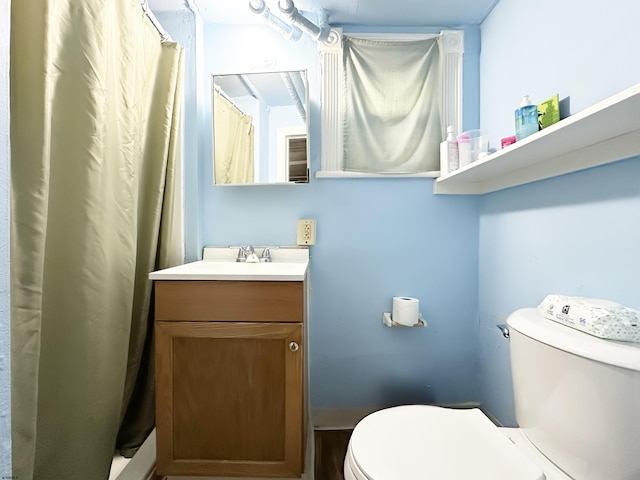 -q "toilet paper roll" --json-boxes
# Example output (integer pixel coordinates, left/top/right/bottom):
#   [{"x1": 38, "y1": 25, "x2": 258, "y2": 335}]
[{"x1": 392, "y1": 297, "x2": 420, "y2": 326}]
